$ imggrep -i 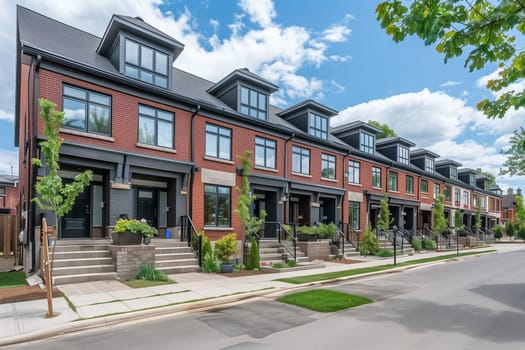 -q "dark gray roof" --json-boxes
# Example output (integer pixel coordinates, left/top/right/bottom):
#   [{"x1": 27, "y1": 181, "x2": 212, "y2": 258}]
[
  {"x1": 331, "y1": 121, "x2": 381, "y2": 135},
  {"x1": 458, "y1": 168, "x2": 476, "y2": 174},
  {"x1": 277, "y1": 99, "x2": 338, "y2": 118},
  {"x1": 207, "y1": 68, "x2": 279, "y2": 95},
  {"x1": 411, "y1": 148, "x2": 440, "y2": 159},
  {"x1": 0, "y1": 174, "x2": 18, "y2": 186},
  {"x1": 436, "y1": 159, "x2": 462, "y2": 167},
  {"x1": 376, "y1": 136, "x2": 416, "y2": 148}
]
